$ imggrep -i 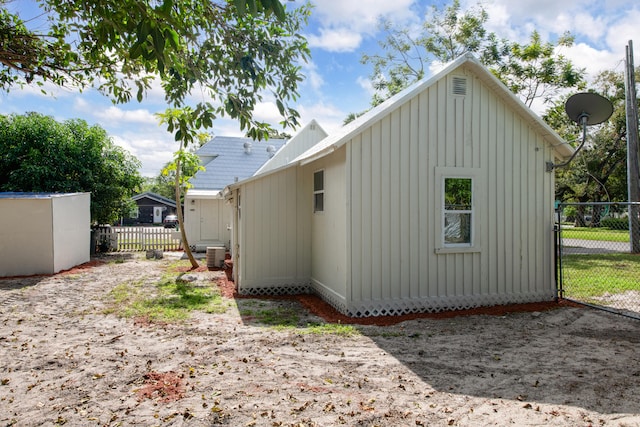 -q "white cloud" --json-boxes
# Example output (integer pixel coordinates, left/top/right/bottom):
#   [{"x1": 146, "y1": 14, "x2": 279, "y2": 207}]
[
  {"x1": 297, "y1": 101, "x2": 347, "y2": 134},
  {"x1": 356, "y1": 76, "x2": 375, "y2": 97},
  {"x1": 604, "y1": 9, "x2": 640, "y2": 54},
  {"x1": 252, "y1": 101, "x2": 288, "y2": 125},
  {"x1": 307, "y1": 28, "x2": 362, "y2": 52},
  {"x1": 564, "y1": 43, "x2": 624, "y2": 81},
  {"x1": 111, "y1": 132, "x2": 176, "y2": 176},
  {"x1": 94, "y1": 106, "x2": 158, "y2": 124},
  {"x1": 306, "y1": 0, "x2": 415, "y2": 52},
  {"x1": 311, "y1": 0, "x2": 414, "y2": 30},
  {"x1": 471, "y1": 0, "x2": 639, "y2": 87},
  {"x1": 302, "y1": 61, "x2": 325, "y2": 92},
  {"x1": 566, "y1": 12, "x2": 607, "y2": 44}
]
